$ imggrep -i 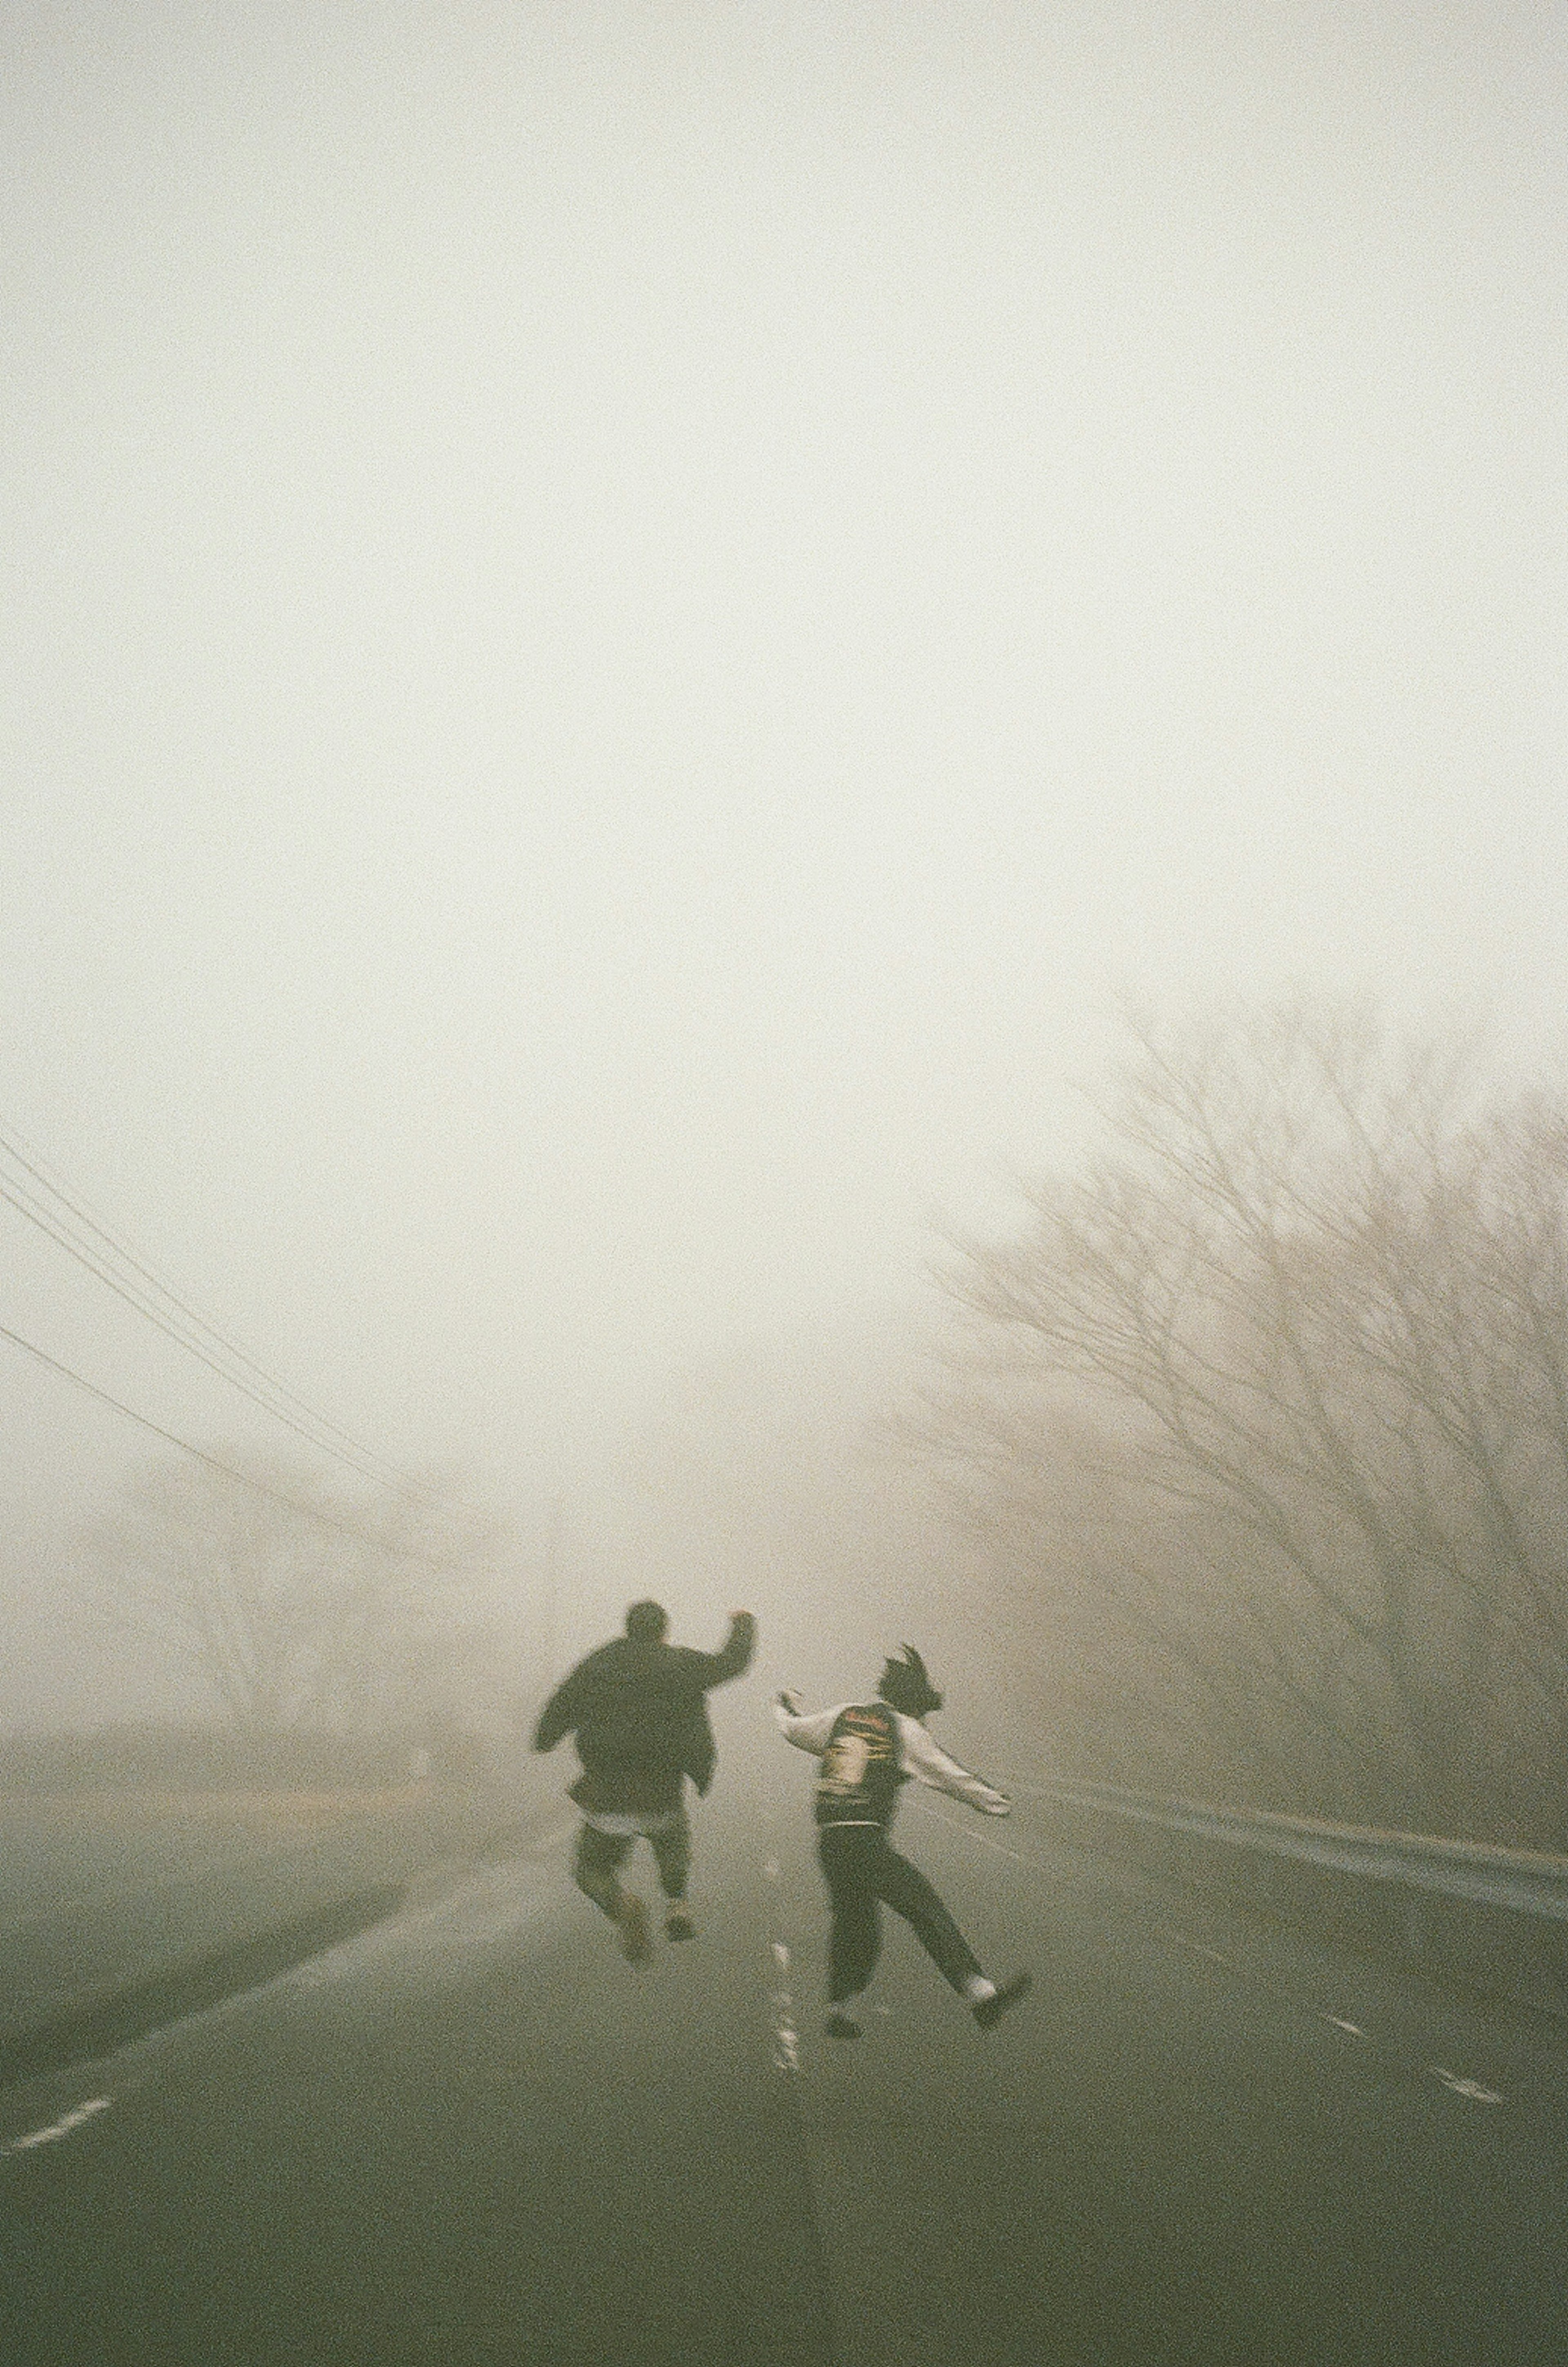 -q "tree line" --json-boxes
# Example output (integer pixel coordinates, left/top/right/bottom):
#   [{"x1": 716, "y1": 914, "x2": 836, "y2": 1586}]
[
  {"x1": 917, "y1": 999, "x2": 1568, "y2": 1848},
  {"x1": 83, "y1": 994, "x2": 1568, "y2": 1850},
  {"x1": 87, "y1": 1458, "x2": 516, "y2": 1754}
]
